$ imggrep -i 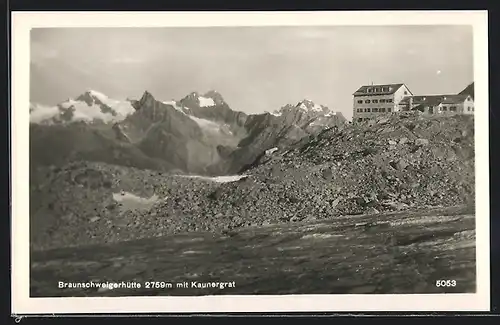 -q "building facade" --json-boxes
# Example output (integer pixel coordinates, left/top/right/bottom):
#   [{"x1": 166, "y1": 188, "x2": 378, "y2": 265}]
[
  {"x1": 352, "y1": 82, "x2": 474, "y2": 123},
  {"x1": 352, "y1": 83, "x2": 413, "y2": 123}
]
